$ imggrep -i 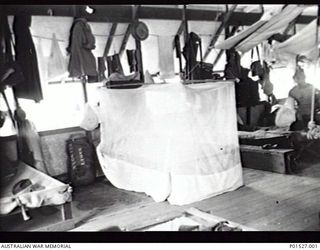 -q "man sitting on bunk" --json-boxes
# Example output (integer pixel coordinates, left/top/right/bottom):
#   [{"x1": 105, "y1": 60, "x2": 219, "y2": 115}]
[{"x1": 288, "y1": 66, "x2": 320, "y2": 131}]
